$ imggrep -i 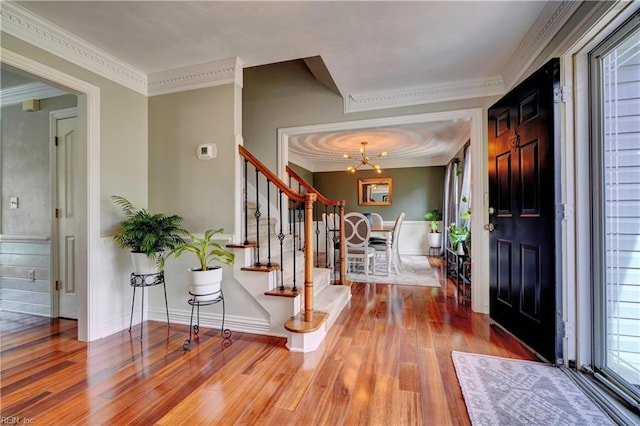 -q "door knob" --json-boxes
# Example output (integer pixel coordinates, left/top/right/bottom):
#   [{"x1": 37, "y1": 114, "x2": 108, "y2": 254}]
[
  {"x1": 488, "y1": 207, "x2": 495, "y2": 215},
  {"x1": 484, "y1": 223, "x2": 495, "y2": 232}
]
